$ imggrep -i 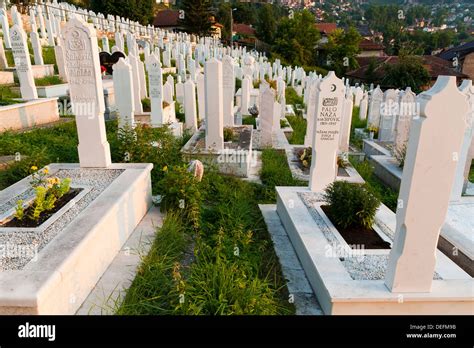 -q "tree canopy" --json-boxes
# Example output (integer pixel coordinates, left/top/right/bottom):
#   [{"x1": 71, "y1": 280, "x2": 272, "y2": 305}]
[
  {"x1": 272, "y1": 10, "x2": 321, "y2": 67},
  {"x1": 255, "y1": 4, "x2": 277, "y2": 44},
  {"x1": 325, "y1": 27, "x2": 362, "y2": 77},
  {"x1": 90, "y1": 0, "x2": 154, "y2": 25},
  {"x1": 382, "y1": 55, "x2": 431, "y2": 93},
  {"x1": 179, "y1": 0, "x2": 214, "y2": 36}
]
